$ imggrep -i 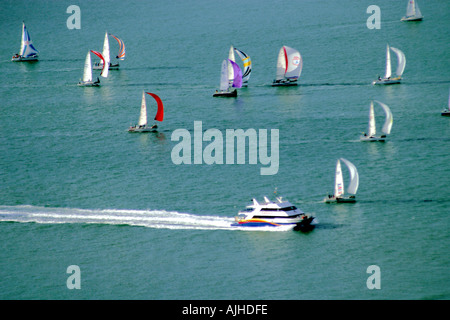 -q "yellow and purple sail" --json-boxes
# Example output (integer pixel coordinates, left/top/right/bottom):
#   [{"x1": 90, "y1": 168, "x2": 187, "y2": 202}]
[
  {"x1": 234, "y1": 48, "x2": 252, "y2": 84},
  {"x1": 109, "y1": 33, "x2": 126, "y2": 60},
  {"x1": 229, "y1": 59, "x2": 242, "y2": 88}
]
